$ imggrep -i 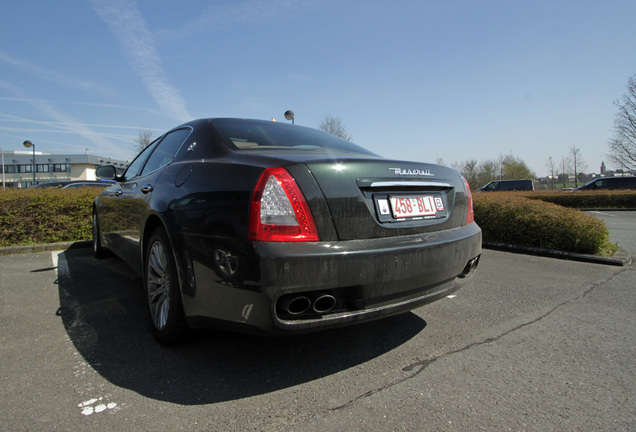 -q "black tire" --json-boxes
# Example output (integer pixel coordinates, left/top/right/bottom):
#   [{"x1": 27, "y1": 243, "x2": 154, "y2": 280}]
[
  {"x1": 145, "y1": 227, "x2": 188, "y2": 345},
  {"x1": 92, "y1": 211, "x2": 108, "y2": 259}
]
